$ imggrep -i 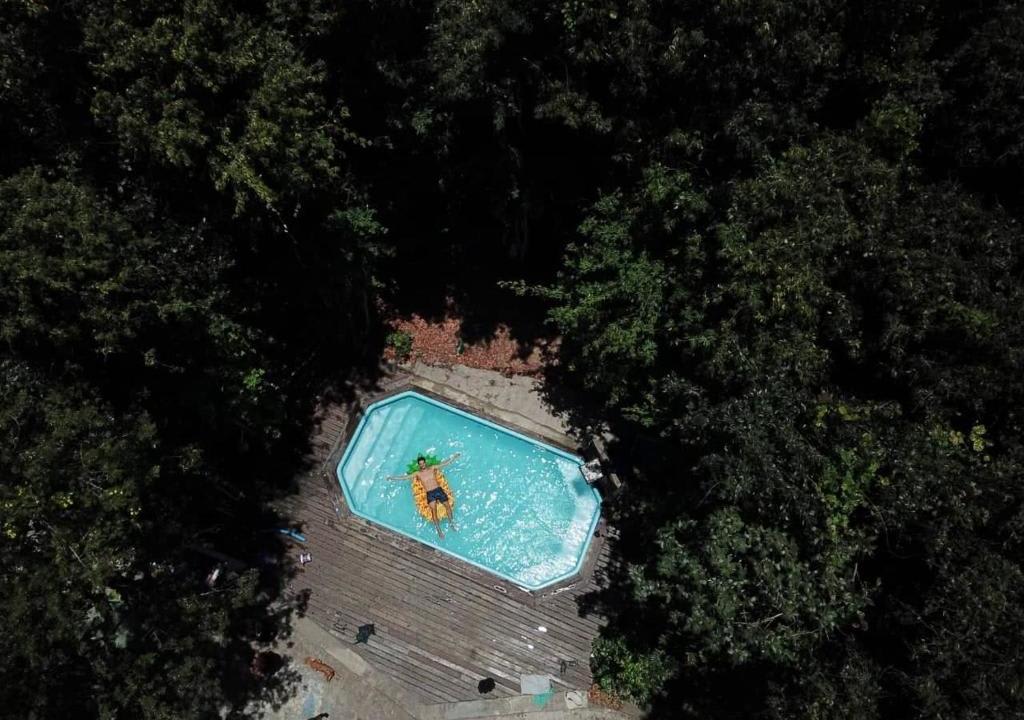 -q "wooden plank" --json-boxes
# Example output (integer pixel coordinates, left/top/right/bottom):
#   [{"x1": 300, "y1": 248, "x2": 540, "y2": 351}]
[
  {"x1": 279, "y1": 398, "x2": 610, "y2": 701},
  {"x1": 326, "y1": 602, "x2": 502, "y2": 700},
  {"x1": 330, "y1": 605, "x2": 515, "y2": 701},
  {"x1": 292, "y1": 548, "x2": 598, "y2": 684},
  {"x1": 297, "y1": 574, "x2": 595, "y2": 697},
  {"x1": 325, "y1": 518, "x2": 606, "y2": 630},
  {"x1": 326, "y1": 635, "x2": 456, "y2": 702},
  {"x1": 300, "y1": 542, "x2": 600, "y2": 661},
  {"x1": 317, "y1": 578, "x2": 590, "y2": 691},
  {"x1": 298, "y1": 556, "x2": 598, "y2": 669},
  {"x1": 303, "y1": 566, "x2": 572, "y2": 678},
  {"x1": 297, "y1": 515, "x2": 606, "y2": 618},
  {"x1": 301, "y1": 575, "x2": 593, "y2": 690},
  {"x1": 309, "y1": 529, "x2": 606, "y2": 642}
]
